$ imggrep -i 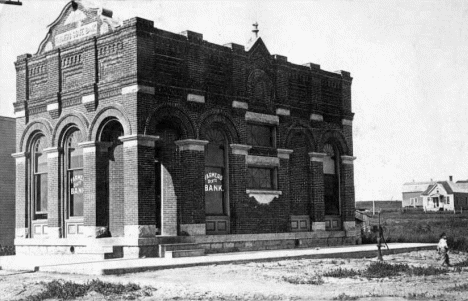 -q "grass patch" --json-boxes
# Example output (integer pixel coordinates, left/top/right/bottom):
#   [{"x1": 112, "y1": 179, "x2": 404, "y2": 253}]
[
  {"x1": 322, "y1": 267, "x2": 360, "y2": 278},
  {"x1": 446, "y1": 283, "x2": 468, "y2": 292},
  {"x1": 22, "y1": 279, "x2": 155, "y2": 301},
  {"x1": 332, "y1": 293, "x2": 359, "y2": 300},
  {"x1": 281, "y1": 274, "x2": 324, "y2": 285},
  {"x1": 362, "y1": 211, "x2": 468, "y2": 252},
  {"x1": 323, "y1": 262, "x2": 448, "y2": 279}
]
